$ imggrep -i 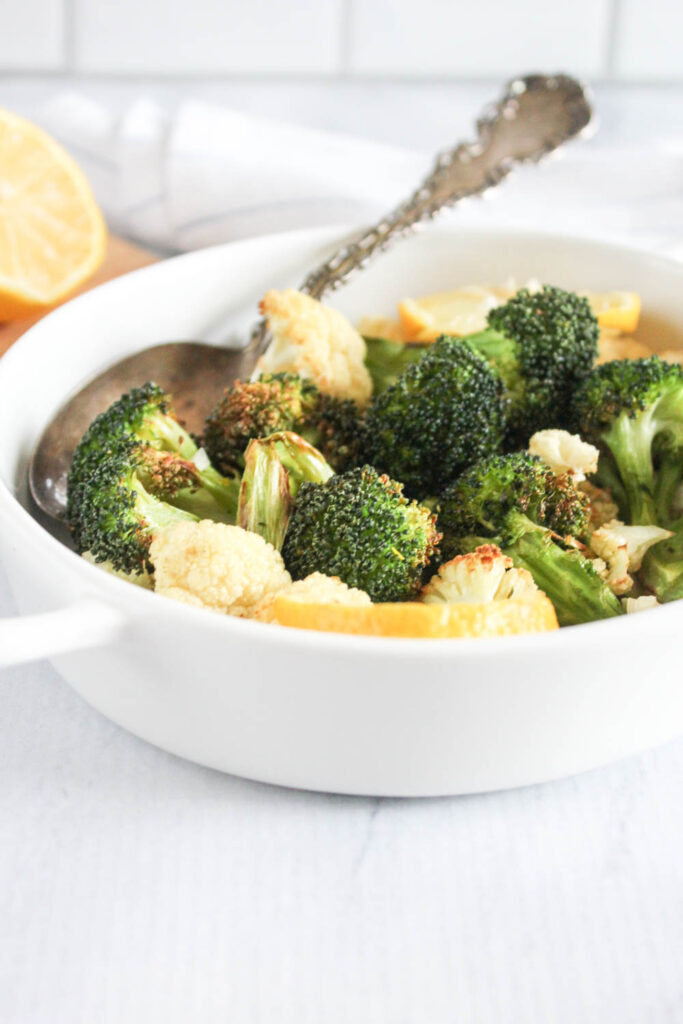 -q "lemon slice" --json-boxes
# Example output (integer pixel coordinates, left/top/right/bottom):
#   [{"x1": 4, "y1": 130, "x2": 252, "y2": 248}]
[
  {"x1": 585, "y1": 291, "x2": 641, "y2": 333},
  {"x1": 0, "y1": 109, "x2": 106, "y2": 320},
  {"x1": 397, "y1": 286, "x2": 642, "y2": 342},
  {"x1": 356, "y1": 316, "x2": 409, "y2": 343},
  {"x1": 397, "y1": 286, "x2": 507, "y2": 341},
  {"x1": 269, "y1": 593, "x2": 558, "y2": 638}
]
